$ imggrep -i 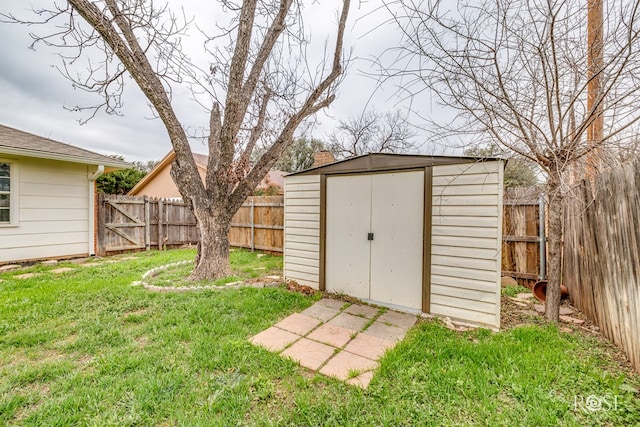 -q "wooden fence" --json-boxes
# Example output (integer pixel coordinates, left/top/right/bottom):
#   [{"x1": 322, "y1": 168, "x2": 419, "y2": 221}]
[
  {"x1": 501, "y1": 188, "x2": 546, "y2": 288},
  {"x1": 98, "y1": 192, "x2": 543, "y2": 283},
  {"x1": 229, "y1": 196, "x2": 284, "y2": 253},
  {"x1": 96, "y1": 194, "x2": 283, "y2": 255},
  {"x1": 564, "y1": 162, "x2": 640, "y2": 372}
]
